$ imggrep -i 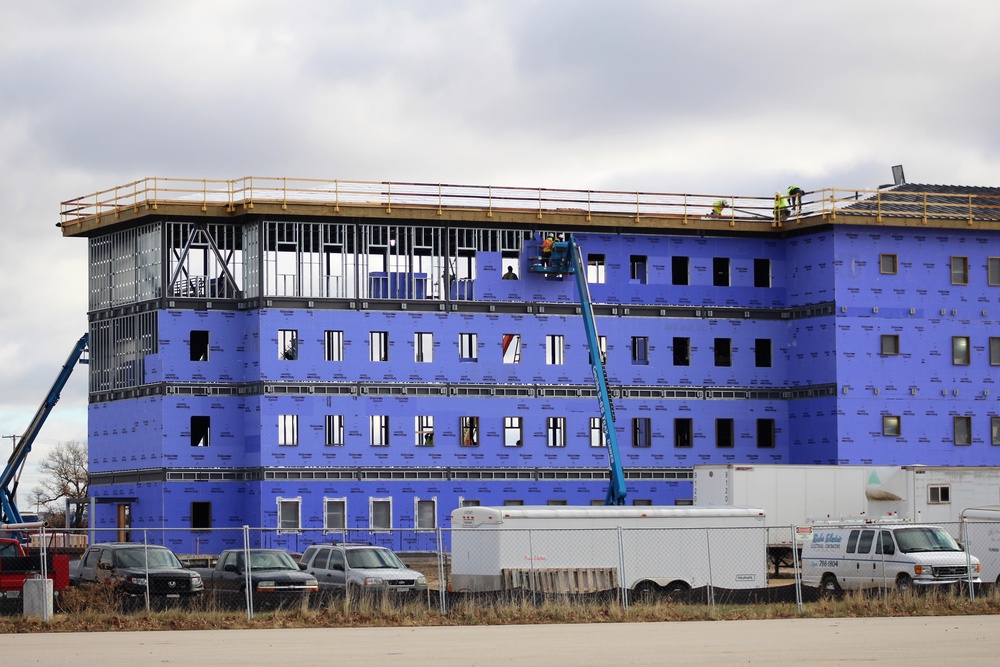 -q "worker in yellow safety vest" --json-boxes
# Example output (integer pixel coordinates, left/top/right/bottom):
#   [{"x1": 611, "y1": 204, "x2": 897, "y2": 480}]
[
  {"x1": 710, "y1": 200, "x2": 728, "y2": 217},
  {"x1": 786, "y1": 186, "x2": 804, "y2": 216},
  {"x1": 773, "y1": 192, "x2": 788, "y2": 227}
]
